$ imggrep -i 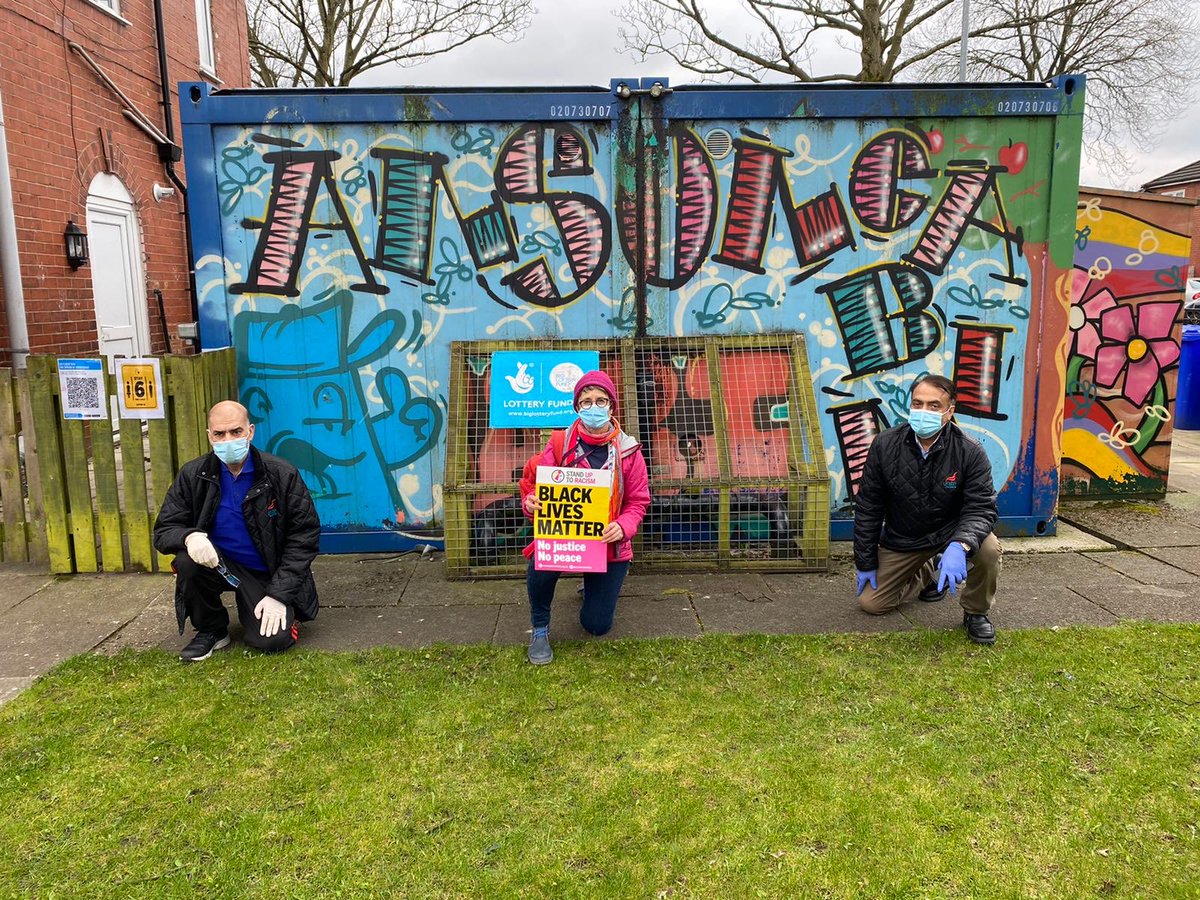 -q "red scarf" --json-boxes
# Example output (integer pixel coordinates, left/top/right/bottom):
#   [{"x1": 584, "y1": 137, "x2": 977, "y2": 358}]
[{"x1": 561, "y1": 419, "x2": 624, "y2": 524}]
